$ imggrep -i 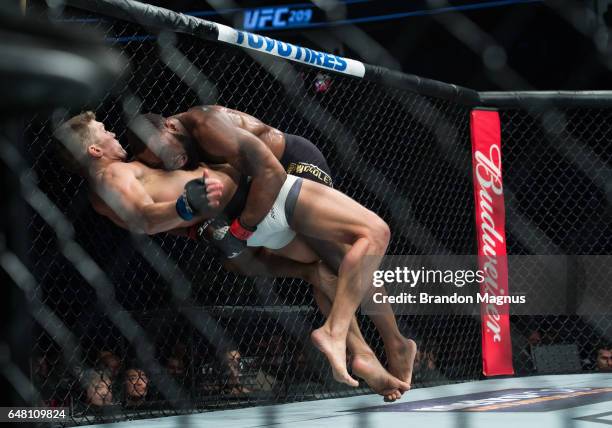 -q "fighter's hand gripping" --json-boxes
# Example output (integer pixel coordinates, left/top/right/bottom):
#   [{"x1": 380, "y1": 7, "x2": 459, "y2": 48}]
[{"x1": 175, "y1": 168, "x2": 223, "y2": 220}]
